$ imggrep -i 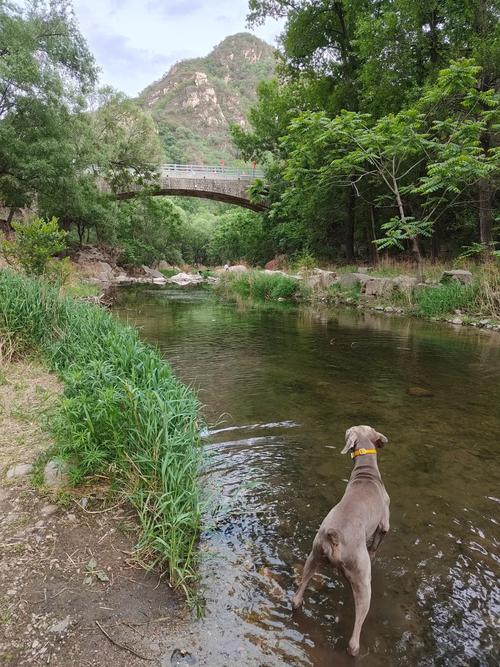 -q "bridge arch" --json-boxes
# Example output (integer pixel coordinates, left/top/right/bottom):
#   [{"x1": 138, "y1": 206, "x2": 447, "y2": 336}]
[{"x1": 113, "y1": 164, "x2": 267, "y2": 212}]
